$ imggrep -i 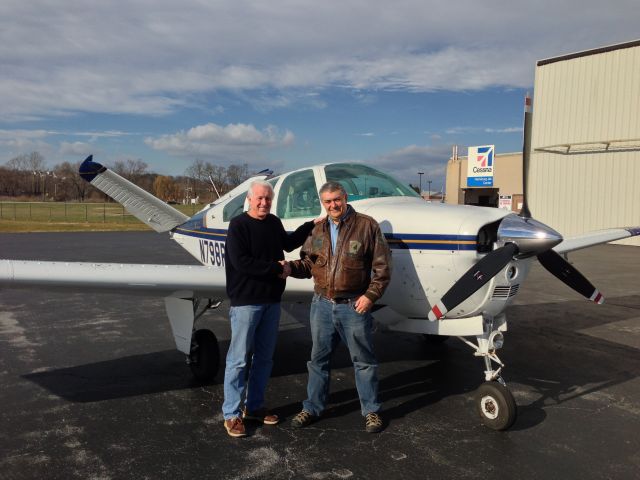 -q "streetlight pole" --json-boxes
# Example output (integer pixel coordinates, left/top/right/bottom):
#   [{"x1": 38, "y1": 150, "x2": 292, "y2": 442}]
[
  {"x1": 427, "y1": 180, "x2": 432, "y2": 200},
  {"x1": 417, "y1": 172, "x2": 424, "y2": 197}
]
